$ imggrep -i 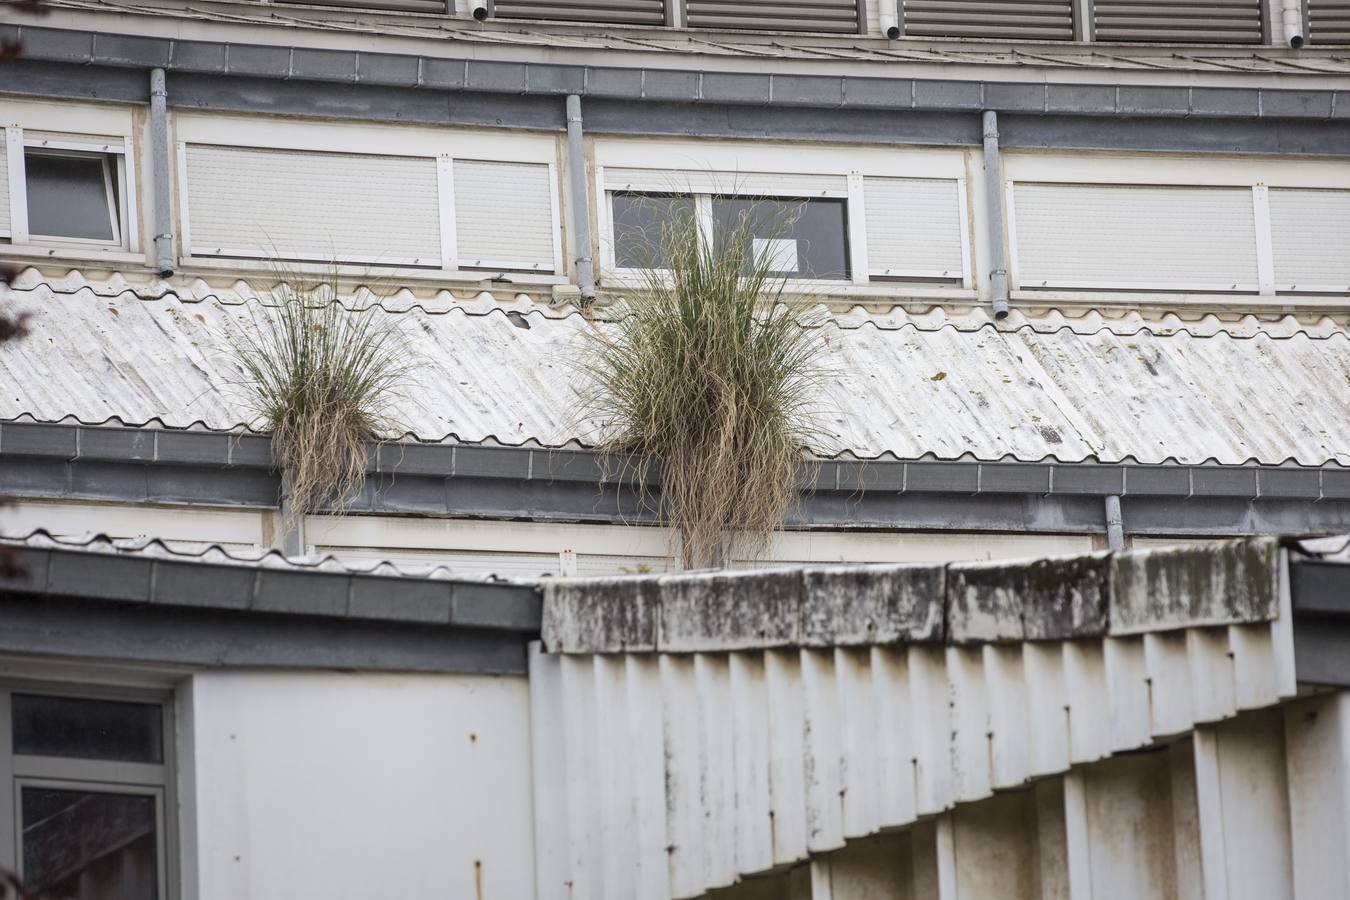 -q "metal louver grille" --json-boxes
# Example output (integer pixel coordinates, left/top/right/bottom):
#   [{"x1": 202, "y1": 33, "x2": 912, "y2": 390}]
[
  {"x1": 492, "y1": 0, "x2": 668, "y2": 24},
  {"x1": 1093, "y1": 0, "x2": 1264, "y2": 43},
  {"x1": 274, "y1": 0, "x2": 447, "y2": 13},
  {"x1": 0, "y1": 140, "x2": 9, "y2": 237},
  {"x1": 901, "y1": 0, "x2": 1074, "y2": 39},
  {"x1": 1309, "y1": 0, "x2": 1350, "y2": 41},
  {"x1": 685, "y1": 0, "x2": 862, "y2": 33}
]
